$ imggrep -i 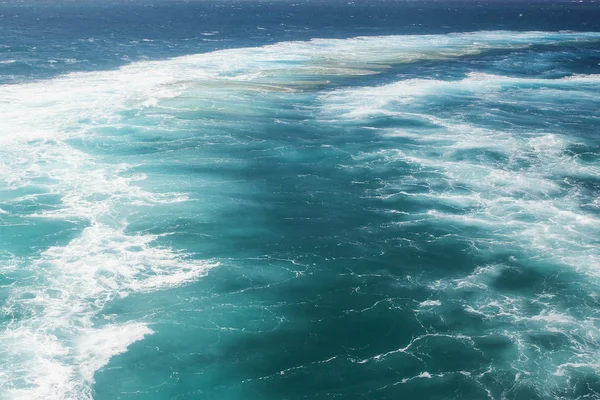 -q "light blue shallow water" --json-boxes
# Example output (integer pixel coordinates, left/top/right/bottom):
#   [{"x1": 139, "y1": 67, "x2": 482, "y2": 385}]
[{"x1": 2, "y1": 2, "x2": 600, "y2": 399}]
